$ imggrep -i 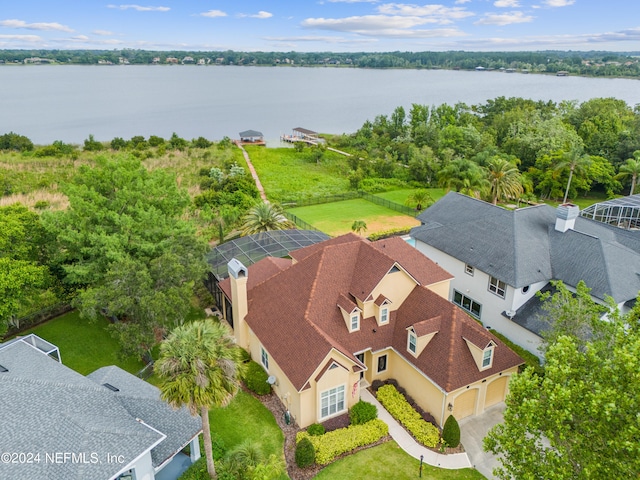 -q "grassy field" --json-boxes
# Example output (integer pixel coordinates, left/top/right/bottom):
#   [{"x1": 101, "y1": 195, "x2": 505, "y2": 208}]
[
  {"x1": 20, "y1": 310, "x2": 146, "y2": 375},
  {"x1": 314, "y1": 442, "x2": 486, "y2": 480},
  {"x1": 374, "y1": 188, "x2": 448, "y2": 207},
  {"x1": 287, "y1": 198, "x2": 420, "y2": 236},
  {"x1": 245, "y1": 146, "x2": 351, "y2": 202}
]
